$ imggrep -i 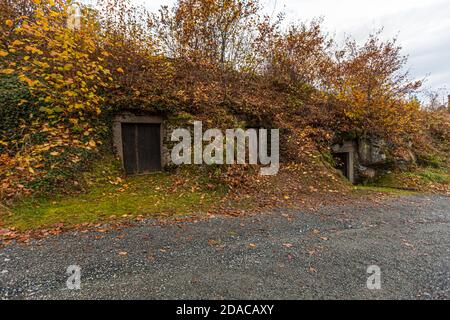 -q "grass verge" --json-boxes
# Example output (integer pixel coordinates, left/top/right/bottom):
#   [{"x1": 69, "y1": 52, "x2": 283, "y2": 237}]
[
  {"x1": 368, "y1": 167, "x2": 449, "y2": 193},
  {"x1": 353, "y1": 185, "x2": 418, "y2": 196},
  {"x1": 1, "y1": 171, "x2": 226, "y2": 231}
]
